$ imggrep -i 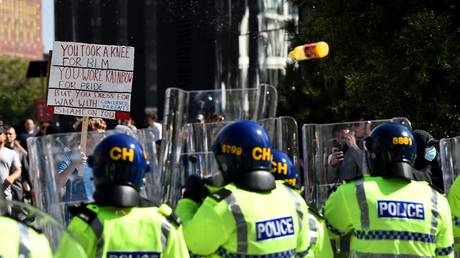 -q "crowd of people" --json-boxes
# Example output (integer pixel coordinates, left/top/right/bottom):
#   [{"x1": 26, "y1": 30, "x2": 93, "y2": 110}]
[
  {"x1": 0, "y1": 115, "x2": 162, "y2": 204},
  {"x1": 1, "y1": 111, "x2": 460, "y2": 257}
]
